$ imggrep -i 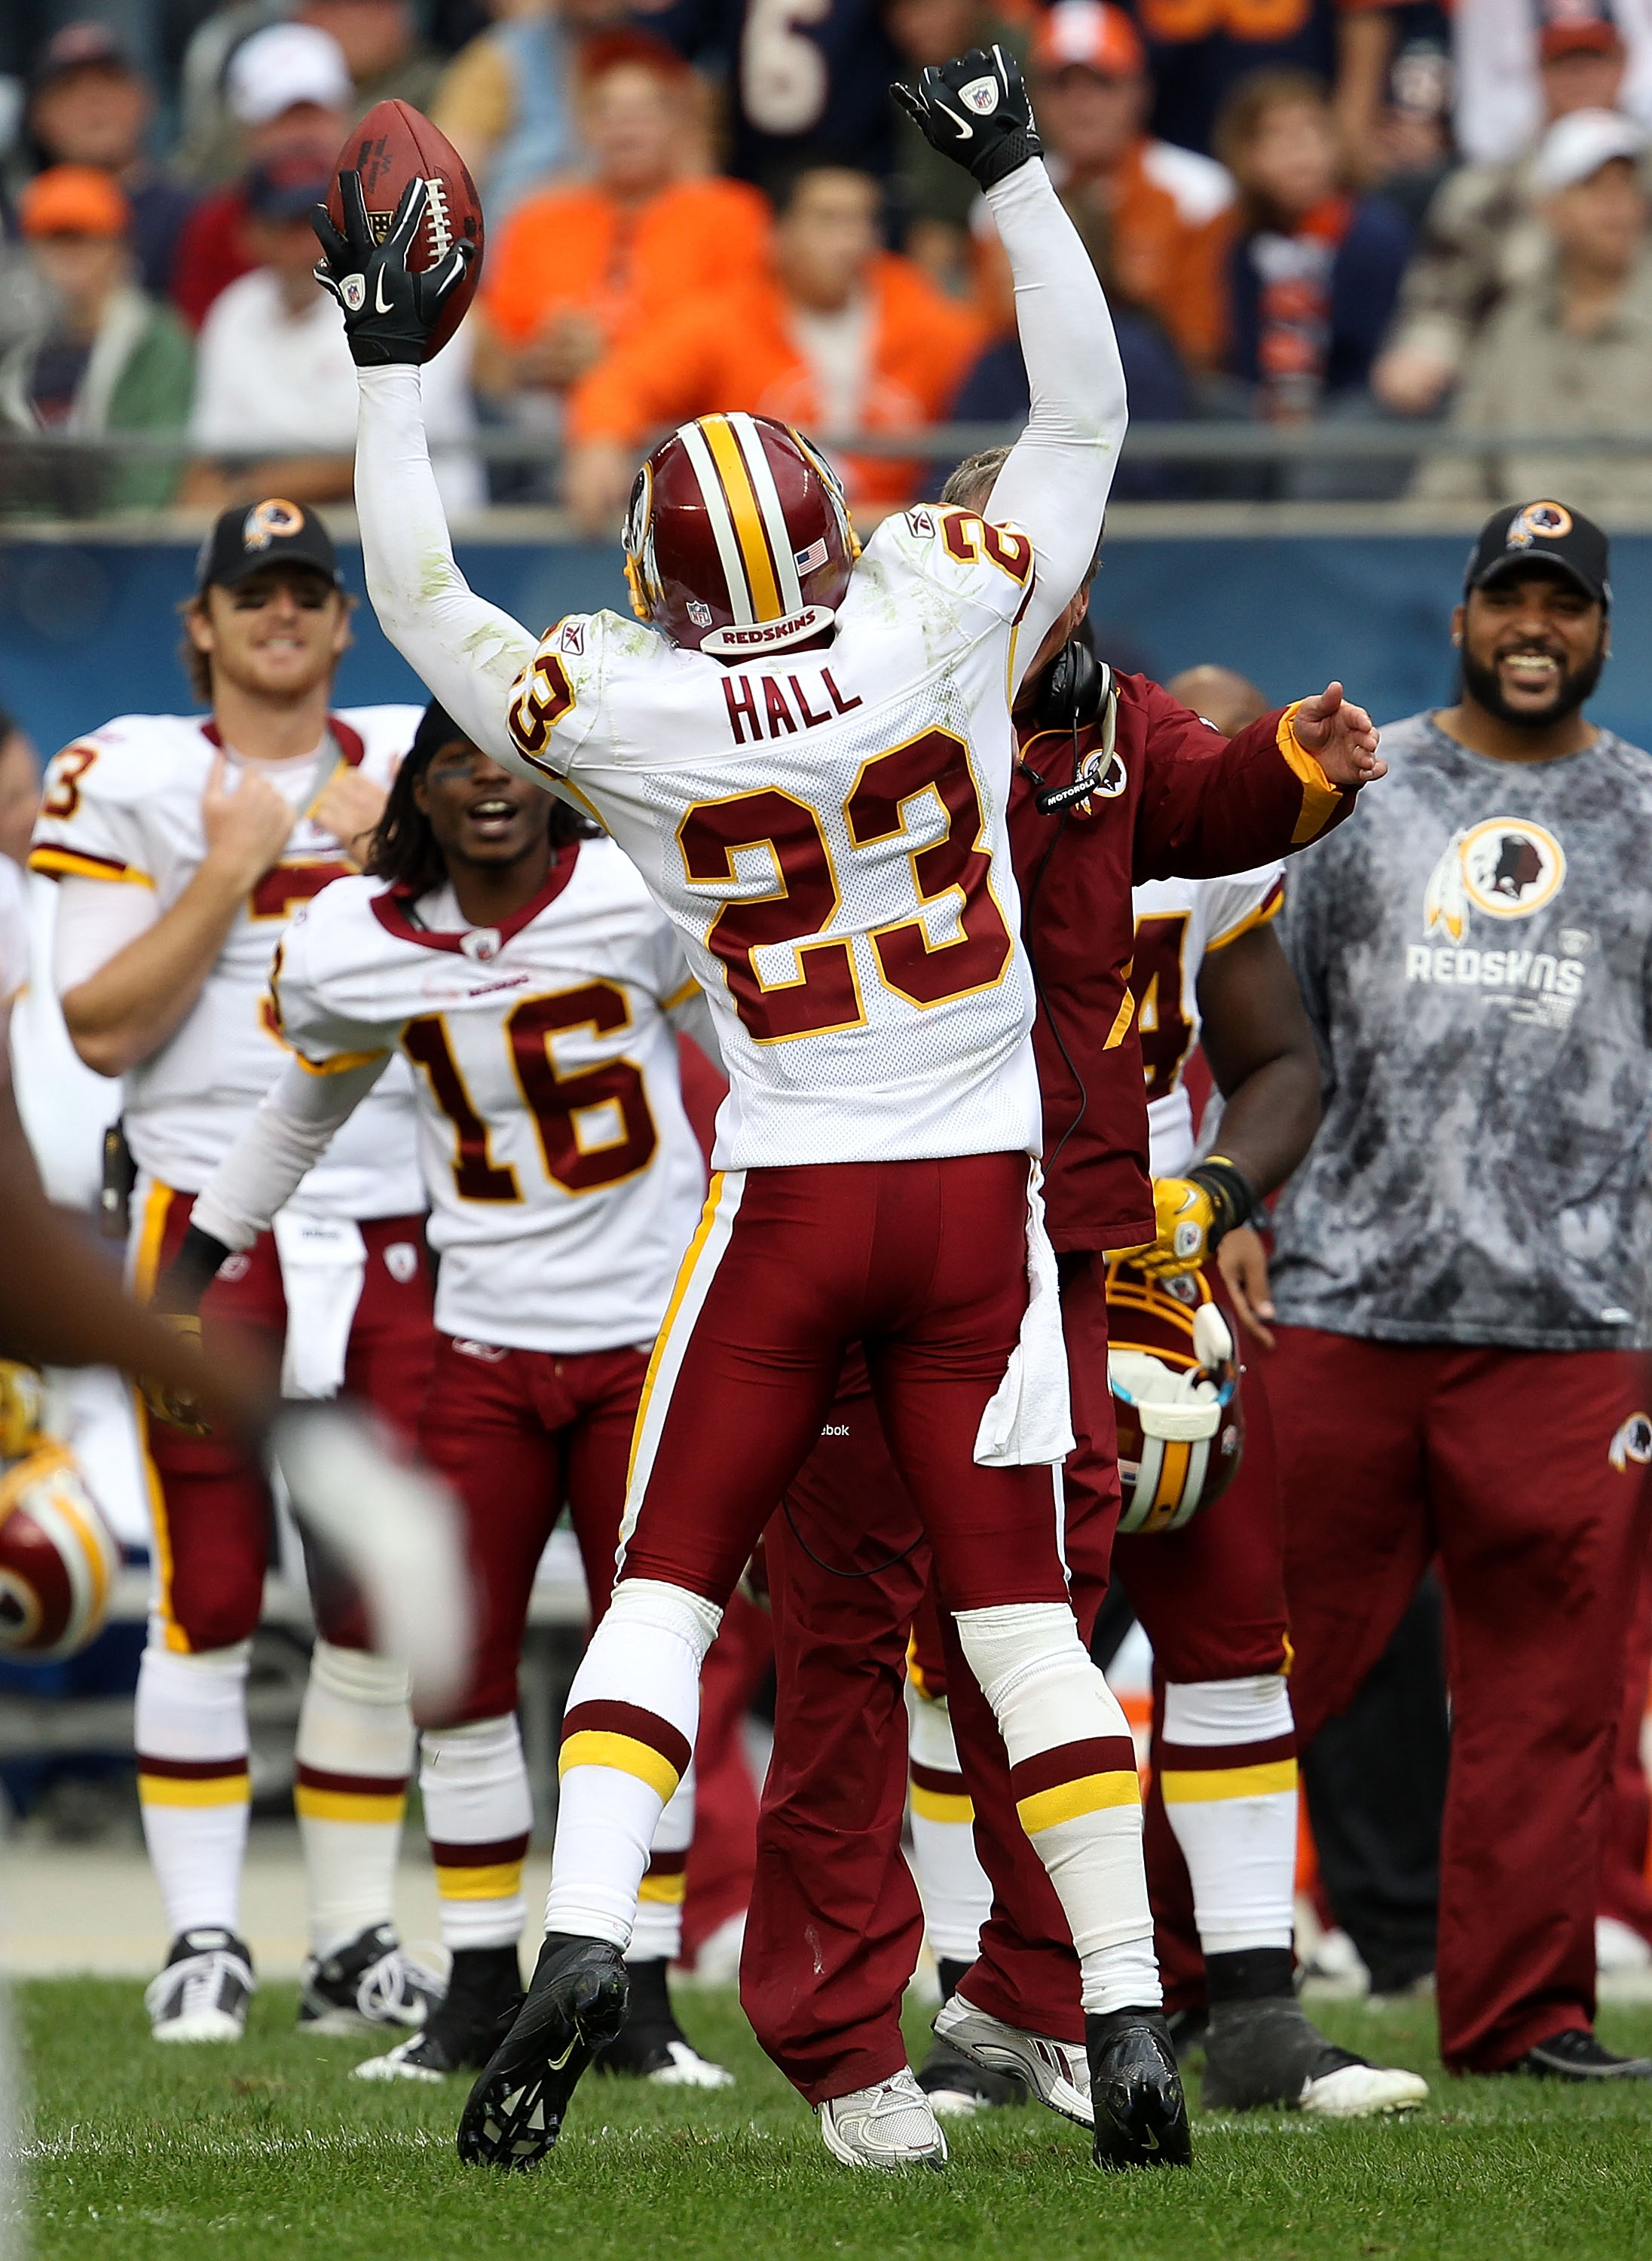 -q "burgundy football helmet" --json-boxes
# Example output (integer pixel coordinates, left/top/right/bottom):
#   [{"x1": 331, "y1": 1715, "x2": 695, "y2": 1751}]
[
  {"x1": 1104, "y1": 1262, "x2": 1243, "y2": 1536},
  {"x1": 0, "y1": 1441, "x2": 121, "y2": 1659},
  {"x1": 623, "y1": 412, "x2": 859, "y2": 658}
]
